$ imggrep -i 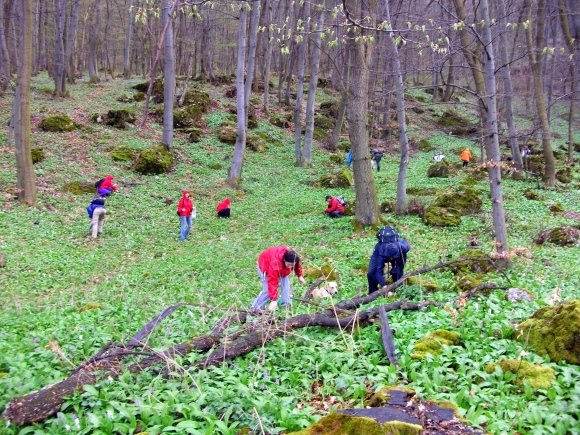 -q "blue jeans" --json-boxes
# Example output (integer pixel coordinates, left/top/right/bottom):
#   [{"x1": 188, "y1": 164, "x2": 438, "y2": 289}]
[
  {"x1": 179, "y1": 215, "x2": 192, "y2": 240},
  {"x1": 251, "y1": 266, "x2": 292, "y2": 309}
]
